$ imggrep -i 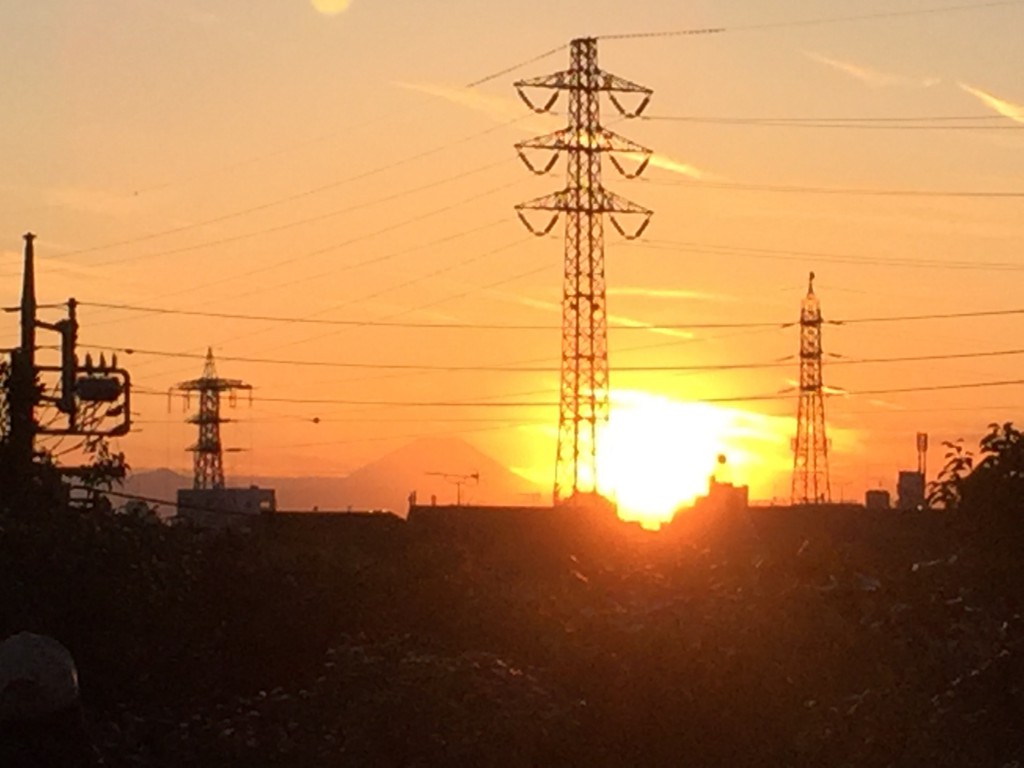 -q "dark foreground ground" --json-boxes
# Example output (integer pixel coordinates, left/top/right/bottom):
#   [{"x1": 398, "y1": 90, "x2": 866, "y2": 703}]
[{"x1": 1, "y1": 503, "x2": 1022, "y2": 767}]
